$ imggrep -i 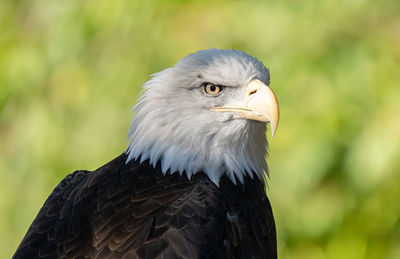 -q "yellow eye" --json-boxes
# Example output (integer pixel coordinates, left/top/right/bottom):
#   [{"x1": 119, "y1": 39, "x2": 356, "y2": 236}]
[{"x1": 204, "y1": 83, "x2": 223, "y2": 95}]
